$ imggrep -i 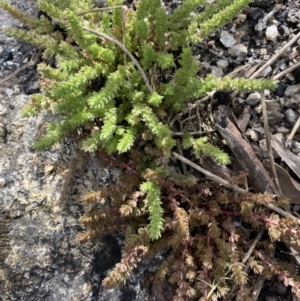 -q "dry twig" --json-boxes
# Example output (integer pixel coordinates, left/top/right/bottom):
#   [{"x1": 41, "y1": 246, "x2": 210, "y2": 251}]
[
  {"x1": 285, "y1": 116, "x2": 300, "y2": 148},
  {"x1": 260, "y1": 92, "x2": 282, "y2": 195}
]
